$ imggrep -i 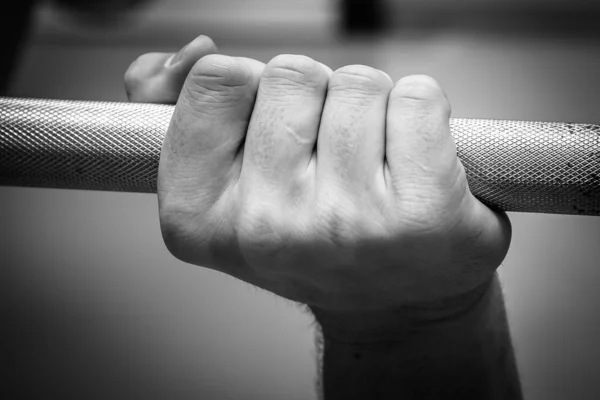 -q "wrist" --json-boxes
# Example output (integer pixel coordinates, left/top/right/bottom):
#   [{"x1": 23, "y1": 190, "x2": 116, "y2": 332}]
[
  {"x1": 310, "y1": 273, "x2": 499, "y2": 344},
  {"x1": 312, "y1": 274, "x2": 522, "y2": 400}
]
